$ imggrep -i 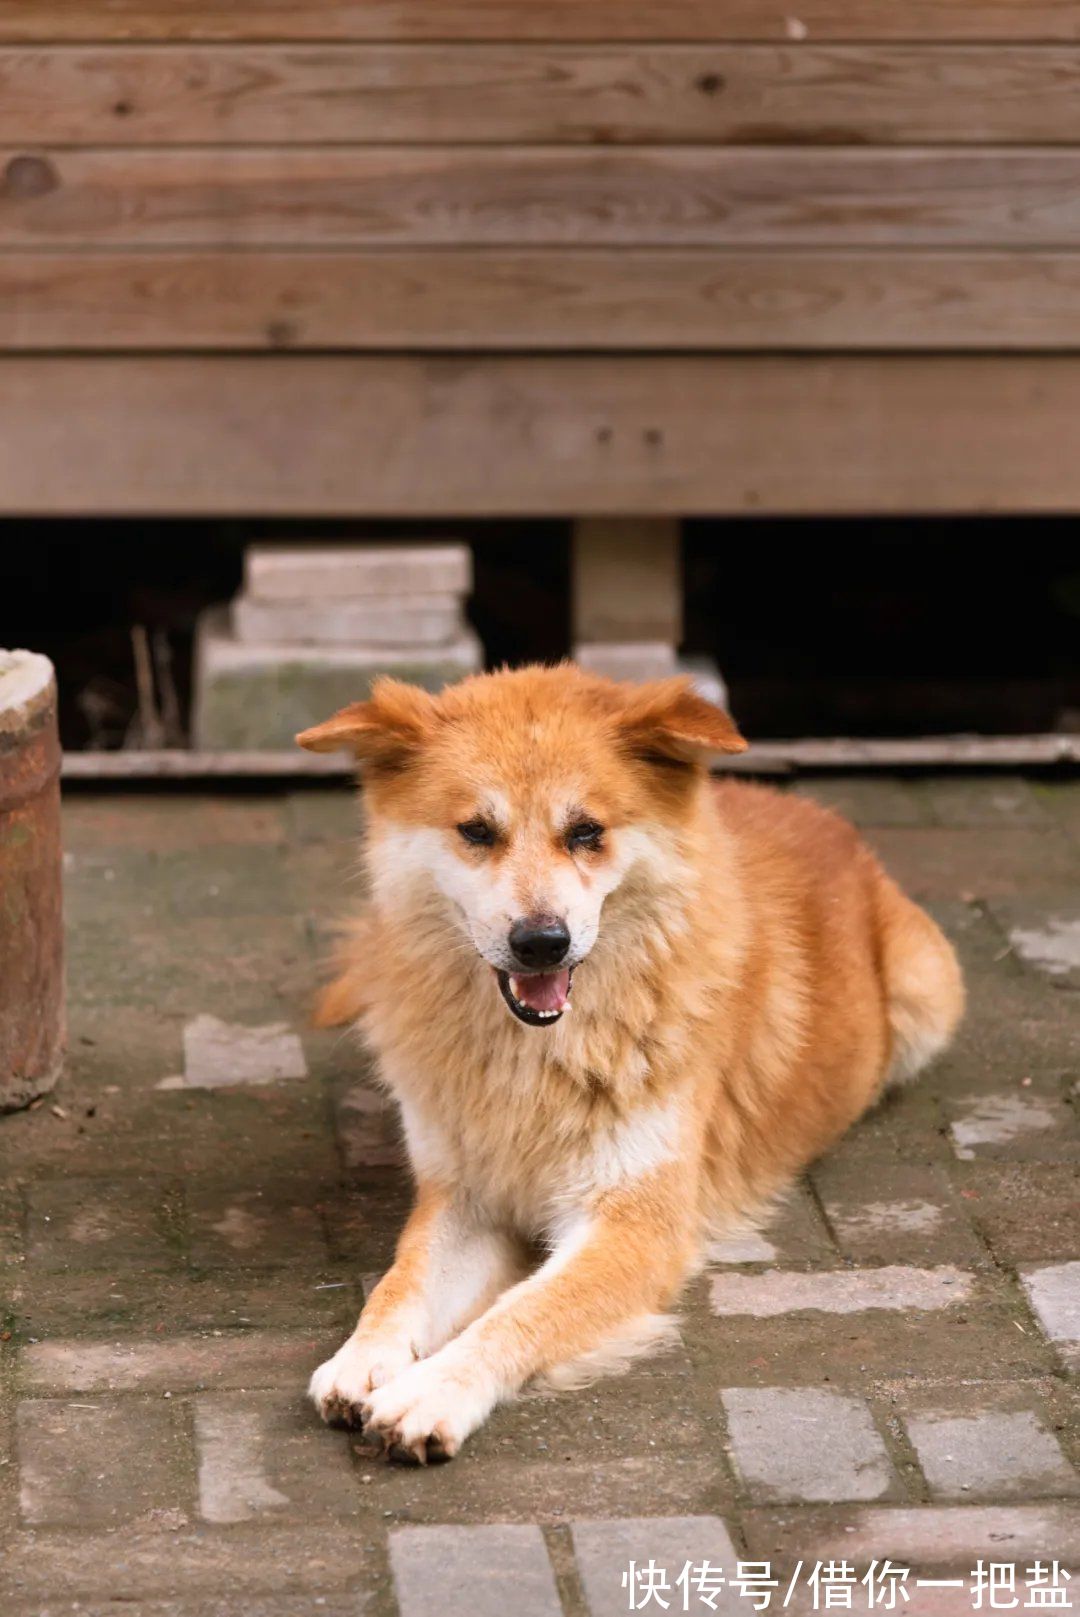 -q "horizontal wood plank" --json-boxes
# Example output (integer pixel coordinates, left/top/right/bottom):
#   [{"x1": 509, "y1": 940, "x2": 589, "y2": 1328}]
[
  {"x1": 4, "y1": 148, "x2": 1080, "y2": 248},
  {"x1": 2, "y1": 354, "x2": 1080, "y2": 515},
  {"x1": 6, "y1": 44, "x2": 1080, "y2": 146},
  {"x1": 4, "y1": 250, "x2": 1080, "y2": 351},
  {"x1": 6, "y1": 3, "x2": 1080, "y2": 45}
]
